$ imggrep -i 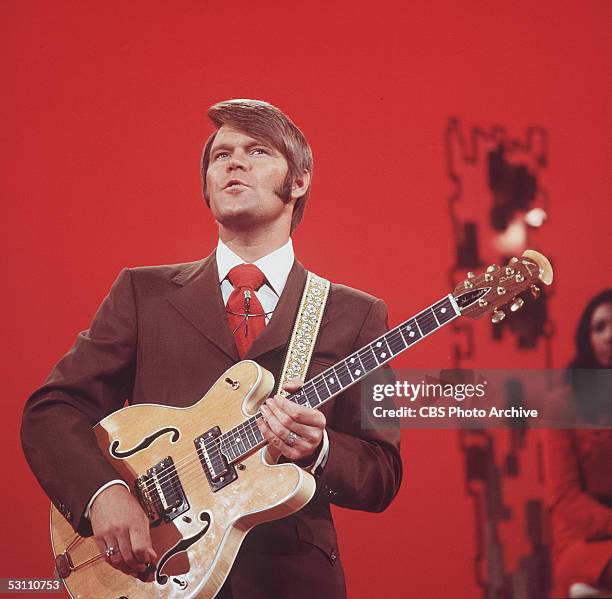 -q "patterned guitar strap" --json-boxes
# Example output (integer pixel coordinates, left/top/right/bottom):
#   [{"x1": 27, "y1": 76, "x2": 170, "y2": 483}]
[{"x1": 276, "y1": 272, "x2": 331, "y2": 396}]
